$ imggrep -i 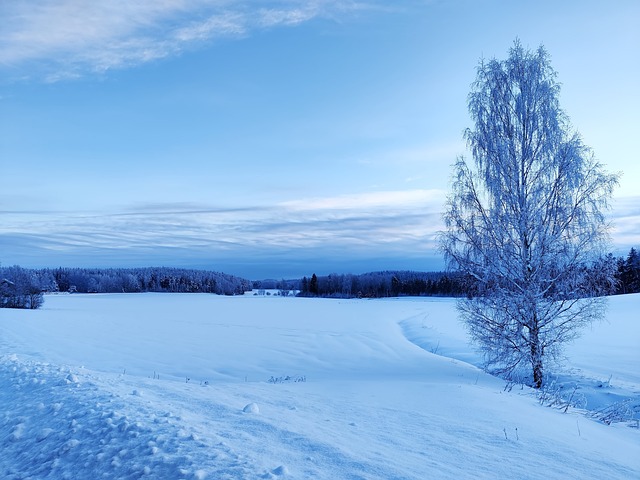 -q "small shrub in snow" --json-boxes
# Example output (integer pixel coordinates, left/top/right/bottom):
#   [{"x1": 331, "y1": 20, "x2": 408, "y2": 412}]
[
  {"x1": 596, "y1": 374, "x2": 613, "y2": 389},
  {"x1": 268, "y1": 375, "x2": 306, "y2": 384},
  {"x1": 536, "y1": 381, "x2": 585, "y2": 412},
  {"x1": 588, "y1": 399, "x2": 635, "y2": 425}
]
